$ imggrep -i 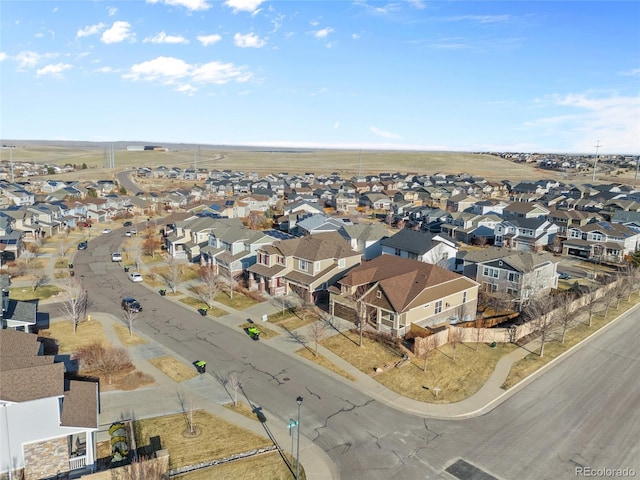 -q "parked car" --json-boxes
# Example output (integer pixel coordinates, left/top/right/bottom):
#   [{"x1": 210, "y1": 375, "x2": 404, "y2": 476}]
[
  {"x1": 123, "y1": 221, "x2": 133, "y2": 227},
  {"x1": 558, "y1": 272, "x2": 571, "y2": 280},
  {"x1": 77, "y1": 241, "x2": 88, "y2": 250},
  {"x1": 102, "y1": 228, "x2": 112, "y2": 234},
  {"x1": 128, "y1": 272, "x2": 143, "y2": 283},
  {"x1": 111, "y1": 252, "x2": 122, "y2": 262},
  {"x1": 125, "y1": 229, "x2": 137, "y2": 237},
  {"x1": 121, "y1": 297, "x2": 142, "y2": 313}
]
